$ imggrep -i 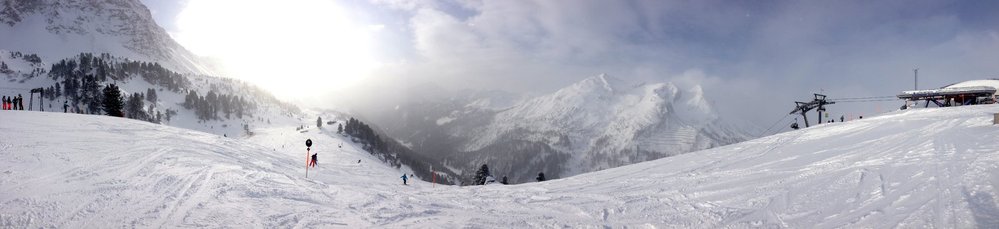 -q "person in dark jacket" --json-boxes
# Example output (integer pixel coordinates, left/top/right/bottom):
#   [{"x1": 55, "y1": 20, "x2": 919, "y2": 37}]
[
  {"x1": 63, "y1": 100, "x2": 69, "y2": 113},
  {"x1": 536, "y1": 172, "x2": 546, "y2": 182},
  {"x1": 16, "y1": 94, "x2": 23, "y2": 110},
  {"x1": 401, "y1": 174, "x2": 409, "y2": 185},
  {"x1": 309, "y1": 153, "x2": 318, "y2": 167}
]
